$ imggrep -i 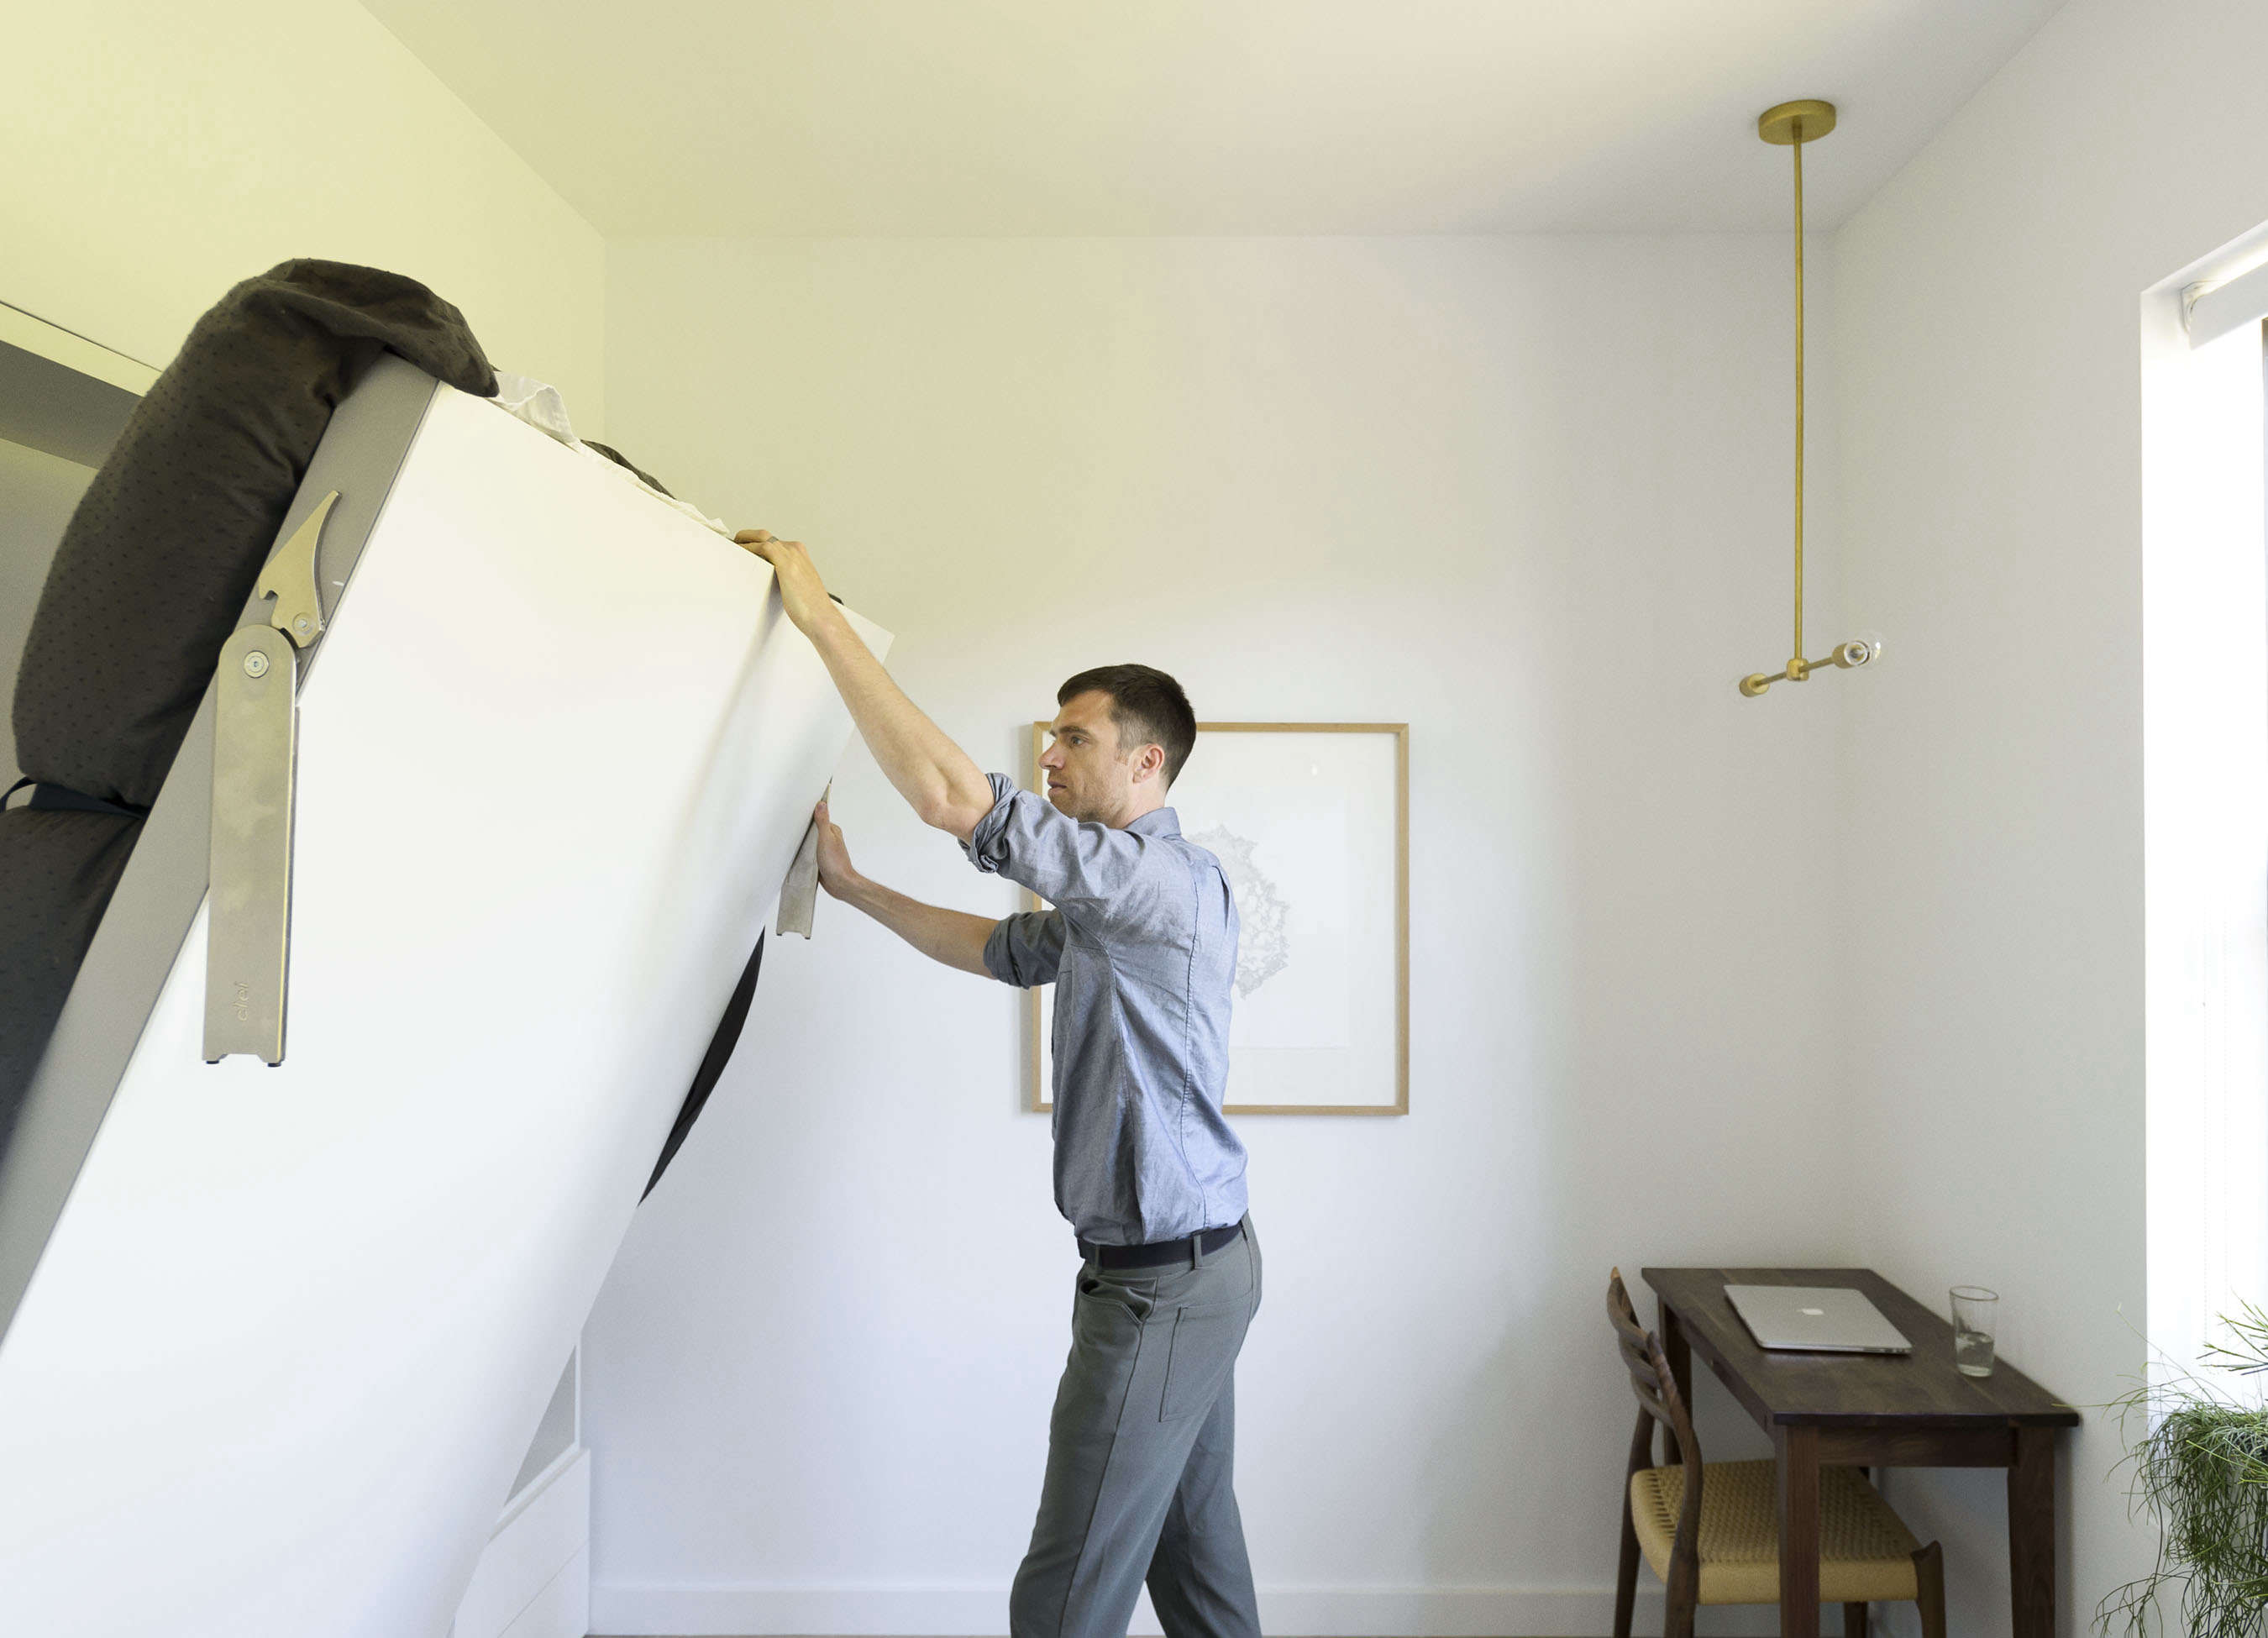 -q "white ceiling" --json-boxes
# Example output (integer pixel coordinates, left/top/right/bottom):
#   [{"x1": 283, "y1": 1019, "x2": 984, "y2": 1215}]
[{"x1": 358, "y1": 0, "x2": 2066, "y2": 237}]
